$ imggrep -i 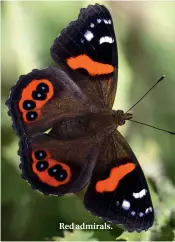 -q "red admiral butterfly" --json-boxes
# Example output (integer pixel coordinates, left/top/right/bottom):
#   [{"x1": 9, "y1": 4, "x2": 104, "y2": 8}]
[{"x1": 6, "y1": 4, "x2": 155, "y2": 232}]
